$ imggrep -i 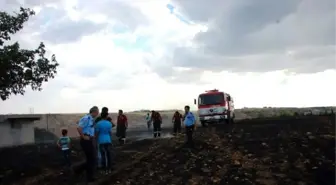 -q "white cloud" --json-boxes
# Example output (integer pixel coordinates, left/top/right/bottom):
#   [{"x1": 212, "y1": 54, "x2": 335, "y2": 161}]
[{"x1": 0, "y1": 0, "x2": 335, "y2": 114}]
